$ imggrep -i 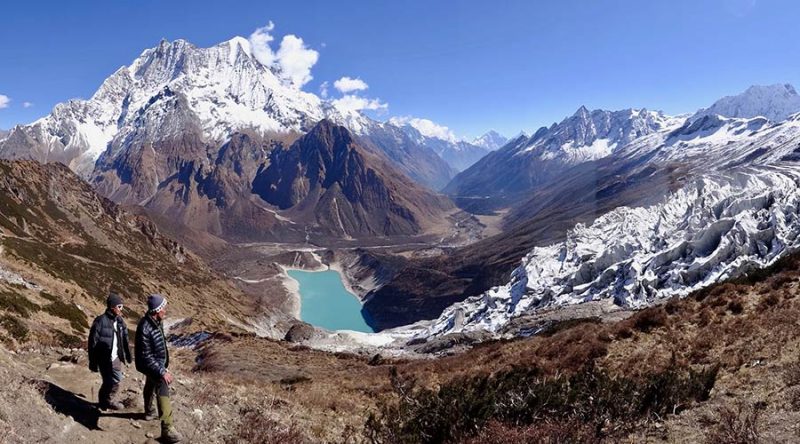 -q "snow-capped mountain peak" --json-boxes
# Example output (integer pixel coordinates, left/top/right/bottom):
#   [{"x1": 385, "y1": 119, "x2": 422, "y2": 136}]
[
  {"x1": 517, "y1": 107, "x2": 679, "y2": 162},
  {"x1": 0, "y1": 37, "x2": 374, "y2": 177},
  {"x1": 387, "y1": 116, "x2": 458, "y2": 143},
  {"x1": 691, "y1": 83, "x2": 800, "y2": 123},
  {"x1": 471, "y1": 130, "x2": 508, "y2": 151},
  {"x1": 384, "y1": 116, "x2": 493, "y2": 170}
]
